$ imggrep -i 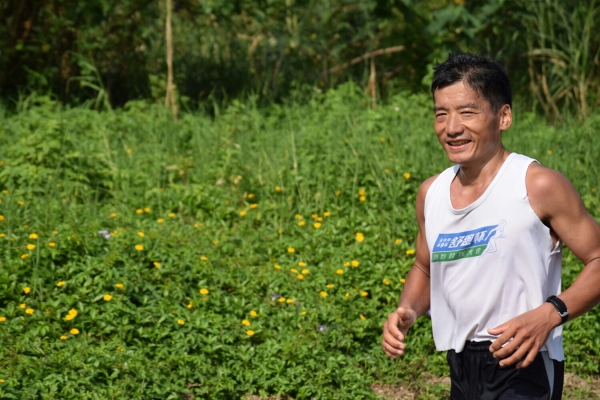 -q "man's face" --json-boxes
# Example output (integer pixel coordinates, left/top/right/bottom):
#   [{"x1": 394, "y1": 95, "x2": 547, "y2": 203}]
[{"x1": 433, "y1": 81, "x2": 511, "y2": 167}]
